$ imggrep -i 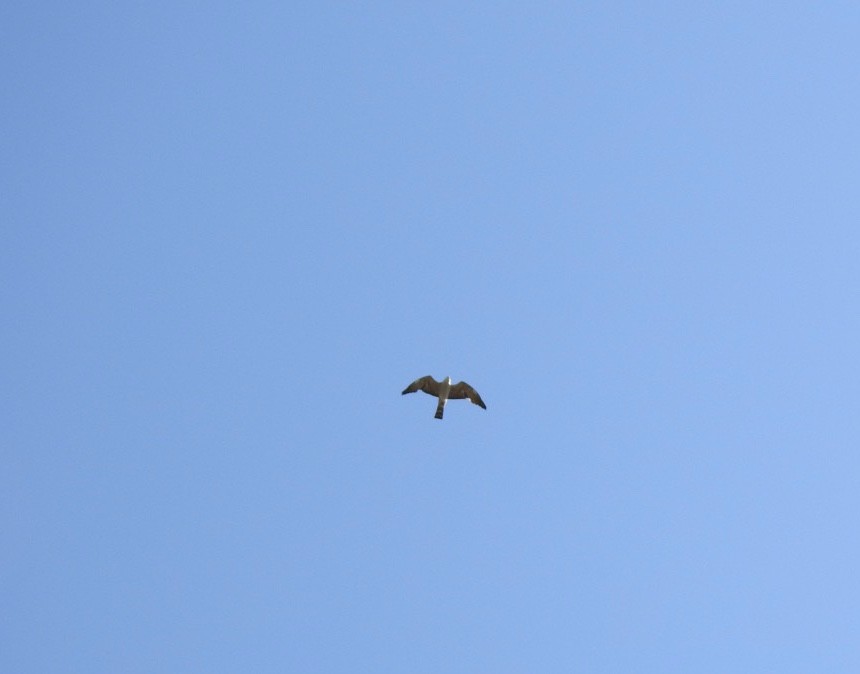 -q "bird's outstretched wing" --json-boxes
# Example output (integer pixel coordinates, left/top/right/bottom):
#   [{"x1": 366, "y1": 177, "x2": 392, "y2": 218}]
[
  {"x1": 448, "y1": 381, "x2": 487, "y2": 409},
  {"x1": 401, "y1": 376, "x2": 441, "y2": 397}
]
